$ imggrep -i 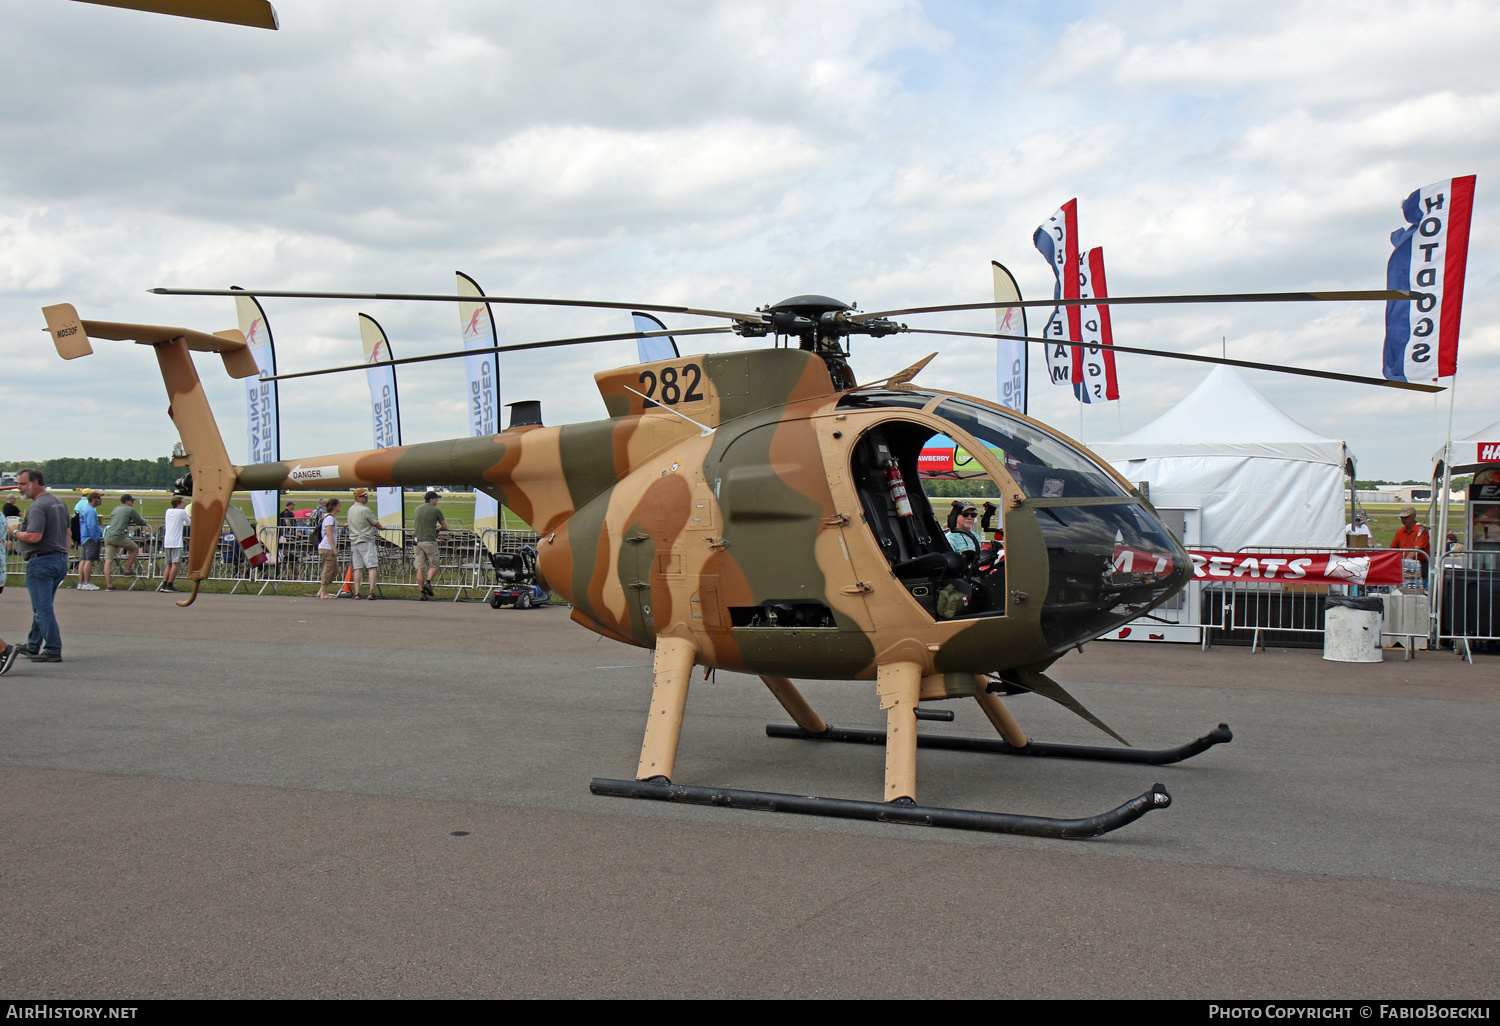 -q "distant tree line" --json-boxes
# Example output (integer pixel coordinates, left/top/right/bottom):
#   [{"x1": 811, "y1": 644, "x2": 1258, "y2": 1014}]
[
  {"x1": 1, "y1": 457, "x2": 179, "y2": 489},
  {"x1": 922, "y1": 479, "x2": 999, "y2": 498},
  {"x1": 1355, "y1": 477, "x2": 1470, "y2": 492}
]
